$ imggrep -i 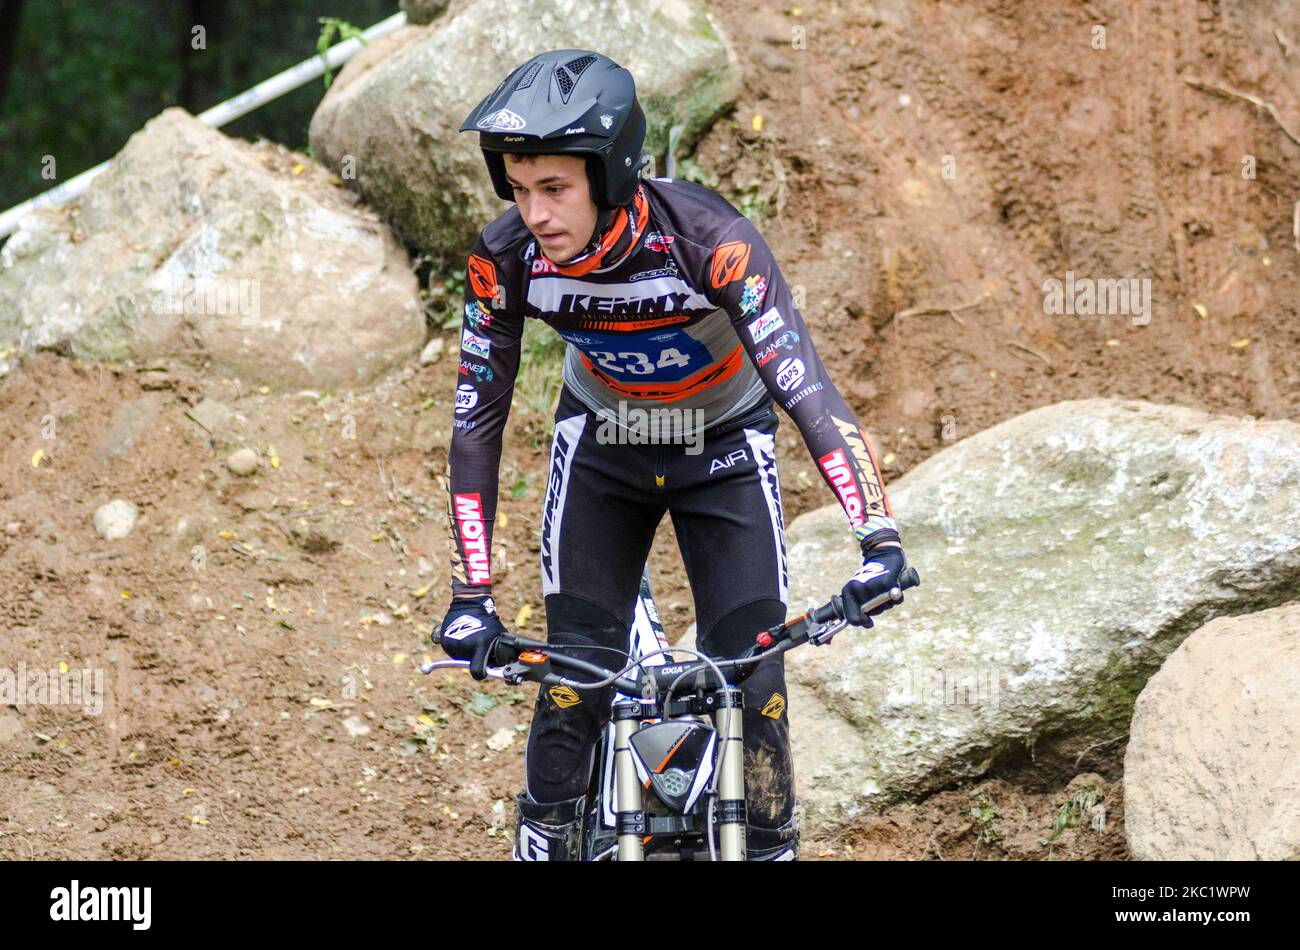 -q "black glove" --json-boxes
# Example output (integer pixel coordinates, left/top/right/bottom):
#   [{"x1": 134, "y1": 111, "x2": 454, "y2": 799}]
[
  {"x1": 434, "y1": 594, "x2": 507, "y2": 680},
  {"x1": 840, "y1": 544, "x2": 908, "y2": 627}
]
